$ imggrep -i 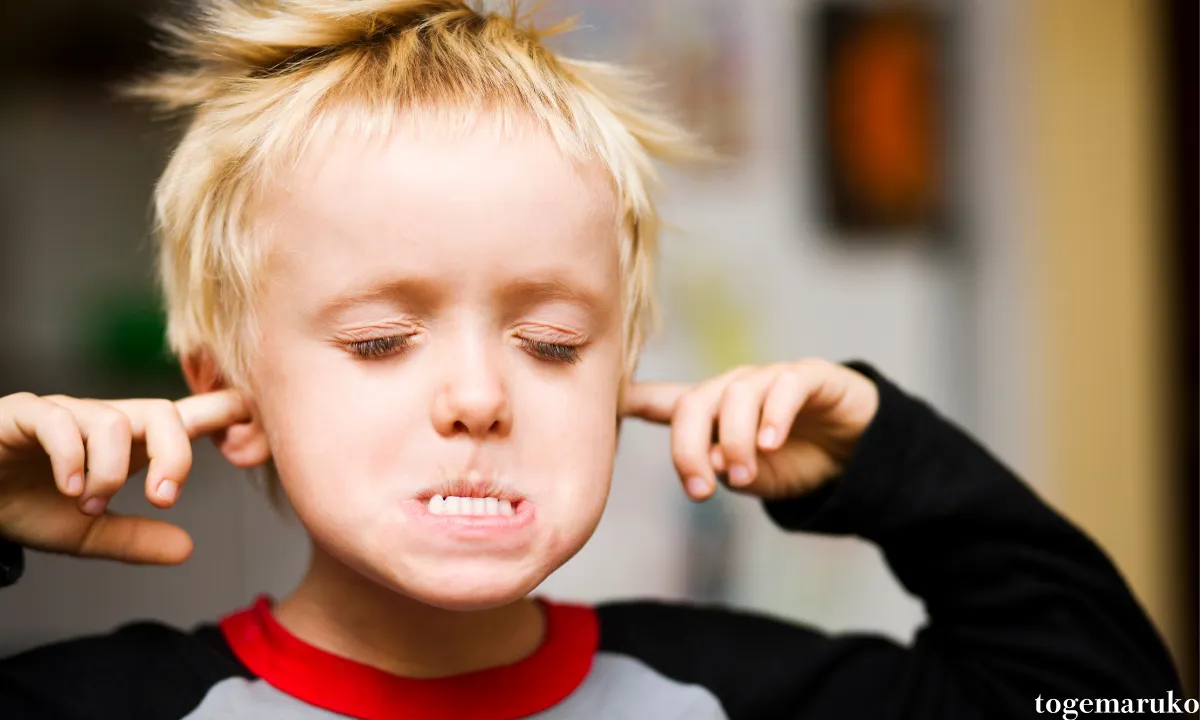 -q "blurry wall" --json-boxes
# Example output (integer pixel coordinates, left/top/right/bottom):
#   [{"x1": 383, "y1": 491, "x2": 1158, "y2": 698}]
[{"x1": 1025, "y1": 0, "x2": 1190, "y2": 683}]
